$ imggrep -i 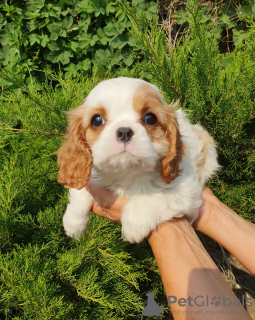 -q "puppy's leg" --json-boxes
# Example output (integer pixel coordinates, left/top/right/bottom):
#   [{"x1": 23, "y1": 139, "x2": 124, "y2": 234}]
[
  {"x1": 63, "y1": 188, "x2": 94, "y2": 239},
  {"x1": 121, "y1": 181, "x2": 203, "y2": 243},
  {"x1": 121, "y1": 197, "x2": 161, "y2": 243}
]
